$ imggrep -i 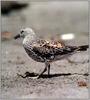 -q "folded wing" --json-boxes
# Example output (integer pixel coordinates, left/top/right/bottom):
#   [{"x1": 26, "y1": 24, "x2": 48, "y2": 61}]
[{"x1": 32, "y1": 39, "x2": 77, "y2": 60}]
